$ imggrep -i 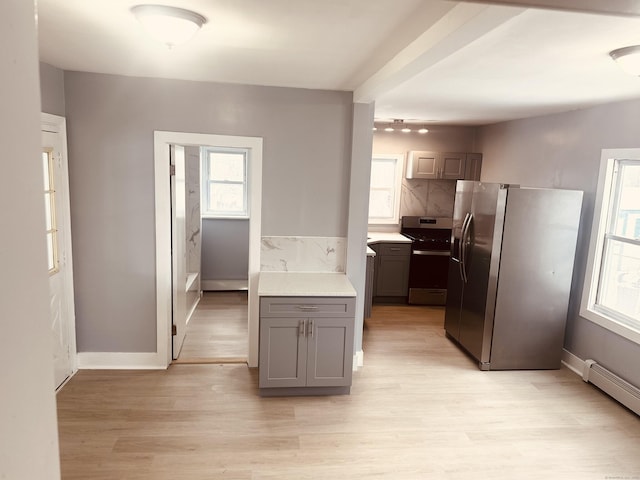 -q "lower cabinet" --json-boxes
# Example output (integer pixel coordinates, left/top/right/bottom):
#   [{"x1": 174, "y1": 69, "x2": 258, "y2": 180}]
[
  {"x1": 371, "y1": 242, "x2": 411, "y2": 300},
  {"x1": 259, "y1": 296, "x2": 355, "y2": 395}
]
